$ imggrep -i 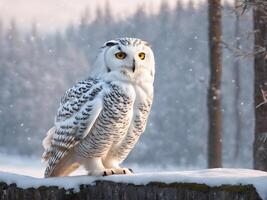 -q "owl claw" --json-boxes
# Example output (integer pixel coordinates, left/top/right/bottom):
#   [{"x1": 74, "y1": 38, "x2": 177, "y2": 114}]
[
  {"x1": 103, "y1": 171, "x2": 107, "y2": 176},
  {"x1": 88, "y1": 169, "x2": 111, "y2": 176},
  {"x1": 101, "y1": 169, "x2": 119, "y2": 176},
  {"x1": 114, "y1": 168, "x2": 133, "y2": 175},
  {"x1": 128, "y1": 168, "x2": 134, "y2": 173},
  {"x1": 93, "y1": 168, "x2": 133, "y2": 176}
]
